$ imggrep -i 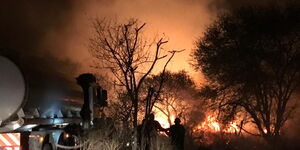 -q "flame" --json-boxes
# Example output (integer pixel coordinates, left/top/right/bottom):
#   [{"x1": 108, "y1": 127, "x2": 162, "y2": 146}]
[
  {"x1": 152, "y1": 109, "x2": 240, "y2": 133},
  {"x1": 152, "y1": 109, "x2": 175, "y2": 128},
  {"x1": 151, "y1": 103, "x2": 240, "y2": 134},
  {"x1": 194, "y1": 115, "x2": 239, "y2": 133}
]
